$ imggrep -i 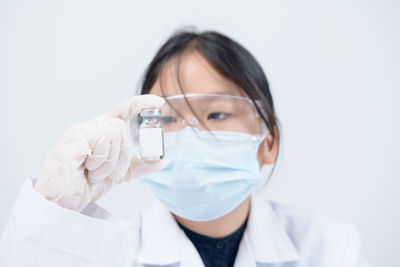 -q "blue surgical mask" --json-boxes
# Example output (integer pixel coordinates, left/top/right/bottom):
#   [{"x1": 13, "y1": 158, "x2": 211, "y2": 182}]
[{"x1": 138, "y1": 126, "x2": 266, "y2": 221}]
